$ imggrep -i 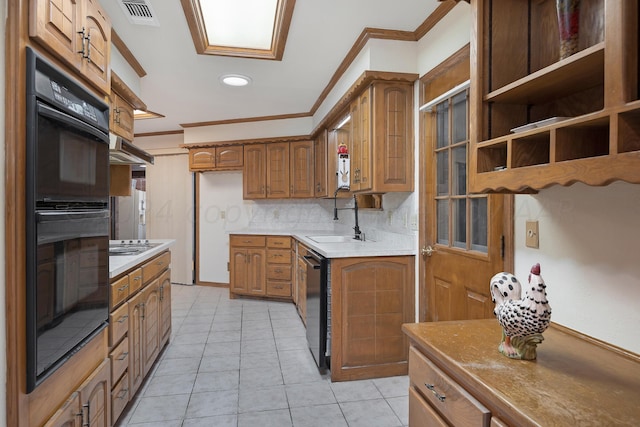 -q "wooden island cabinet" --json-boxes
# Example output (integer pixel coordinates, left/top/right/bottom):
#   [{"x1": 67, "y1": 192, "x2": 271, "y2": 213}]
[
  {"x1": 330, "y1": 255, "x2": 415, "y2": 382},
  {"x1": 403, "y1": 320, "x2": 640, "y2": 427},
  {"x1": 108, "y1": 250, "x2": 172, "y2": 424}
]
